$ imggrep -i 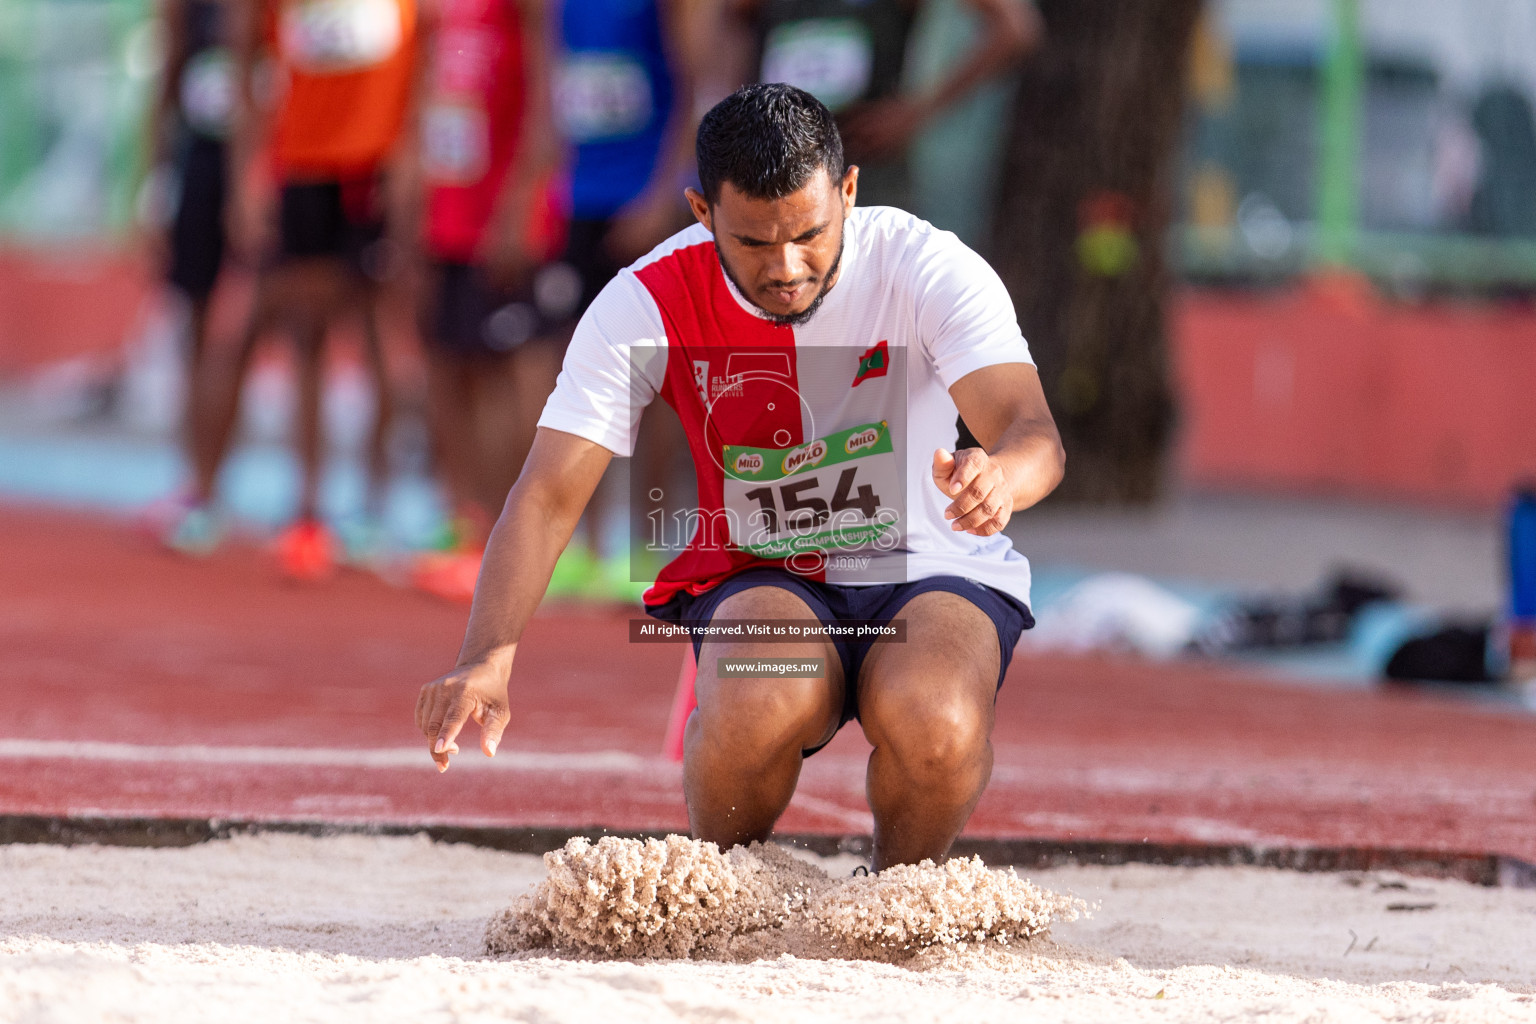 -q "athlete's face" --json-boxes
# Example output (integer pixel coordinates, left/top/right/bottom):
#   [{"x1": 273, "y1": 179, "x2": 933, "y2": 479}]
[{"x1": 687, "y1": 166, "x2": 859, "y2": 326}]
